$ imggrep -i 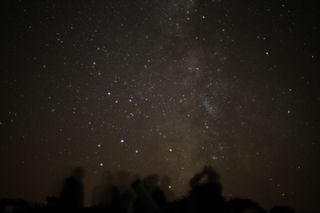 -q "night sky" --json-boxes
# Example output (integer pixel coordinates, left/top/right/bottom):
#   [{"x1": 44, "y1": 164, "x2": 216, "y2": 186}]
[{"x1": 1, "y1": 0, "x2": 320, "y2": 211}]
